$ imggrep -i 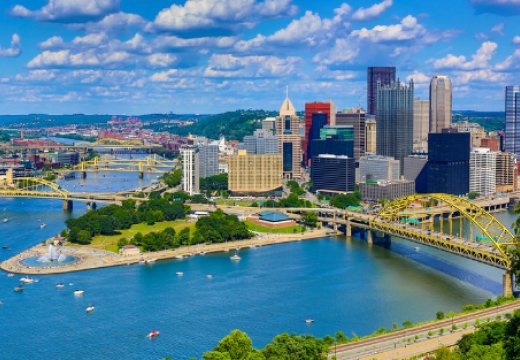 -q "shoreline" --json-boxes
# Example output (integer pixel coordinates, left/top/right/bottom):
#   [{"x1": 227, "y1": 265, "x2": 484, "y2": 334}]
[{"x1": 0, "y1": 228, "x2": 337, "y2": 275}]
